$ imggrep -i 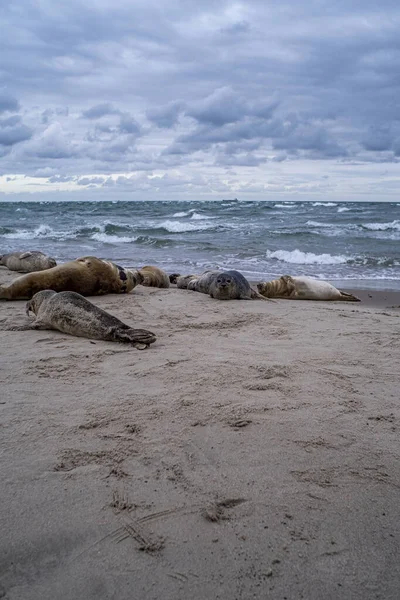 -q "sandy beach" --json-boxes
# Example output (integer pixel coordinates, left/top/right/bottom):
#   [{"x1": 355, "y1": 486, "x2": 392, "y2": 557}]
[{"x1": 0, "y1": 267, "x2": 399, "y2": 600}]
